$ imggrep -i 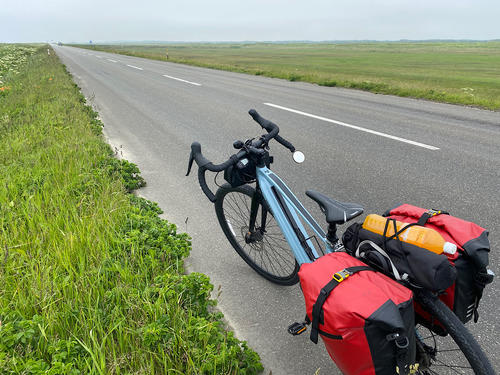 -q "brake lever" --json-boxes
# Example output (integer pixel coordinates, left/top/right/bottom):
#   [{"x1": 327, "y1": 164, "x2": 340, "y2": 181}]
[{"x1": 186, "y1": 151, "x2": 195, "y2": 176}]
